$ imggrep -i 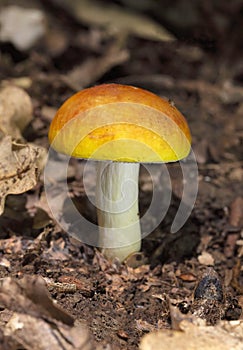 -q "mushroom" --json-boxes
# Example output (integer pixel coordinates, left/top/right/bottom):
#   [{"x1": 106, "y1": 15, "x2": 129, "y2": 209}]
[{"x1": 48, "y1": 84, "x2": 191, "y2": 262}]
